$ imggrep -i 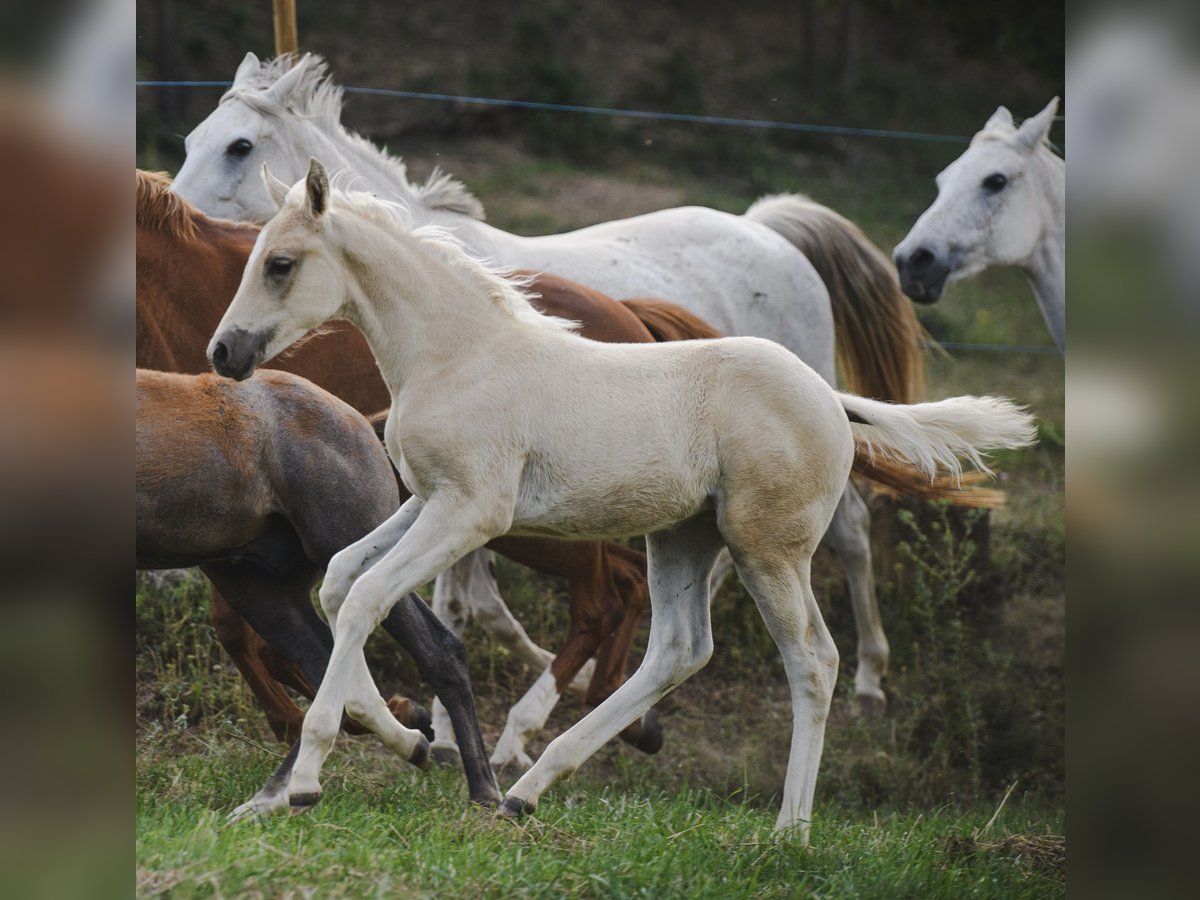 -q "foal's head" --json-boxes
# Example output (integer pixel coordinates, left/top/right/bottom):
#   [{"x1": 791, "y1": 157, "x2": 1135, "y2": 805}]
[
  {"x1": 208, "y1": 159, "x2": 345, "y2": 381},
  {"x1": 893, "y1": 98, "x2": 1062, "y2": 303}
]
